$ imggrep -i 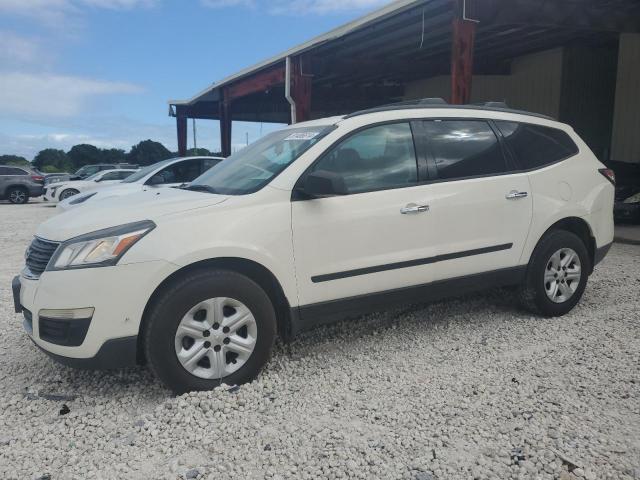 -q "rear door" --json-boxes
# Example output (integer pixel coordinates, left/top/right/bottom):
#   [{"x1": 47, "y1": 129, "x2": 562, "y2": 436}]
[{"x1": 418, "y1": 119, "x2": 533, "y2": 281}]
